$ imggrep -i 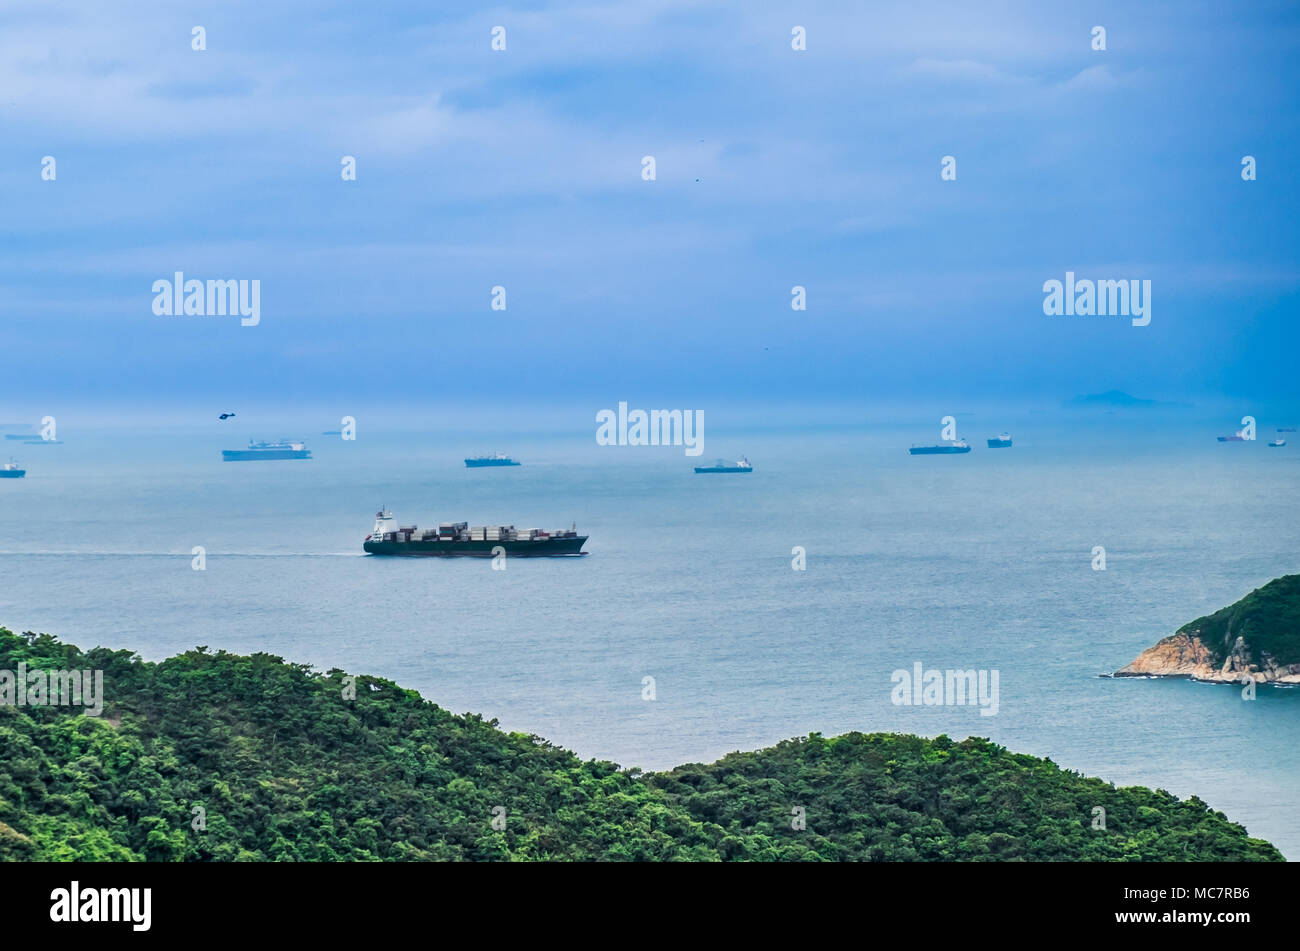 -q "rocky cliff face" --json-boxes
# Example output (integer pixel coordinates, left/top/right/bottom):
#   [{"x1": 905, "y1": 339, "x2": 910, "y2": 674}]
[{"x1": 1115, "y1": 631, "x2": 1300, "y2": 684}]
